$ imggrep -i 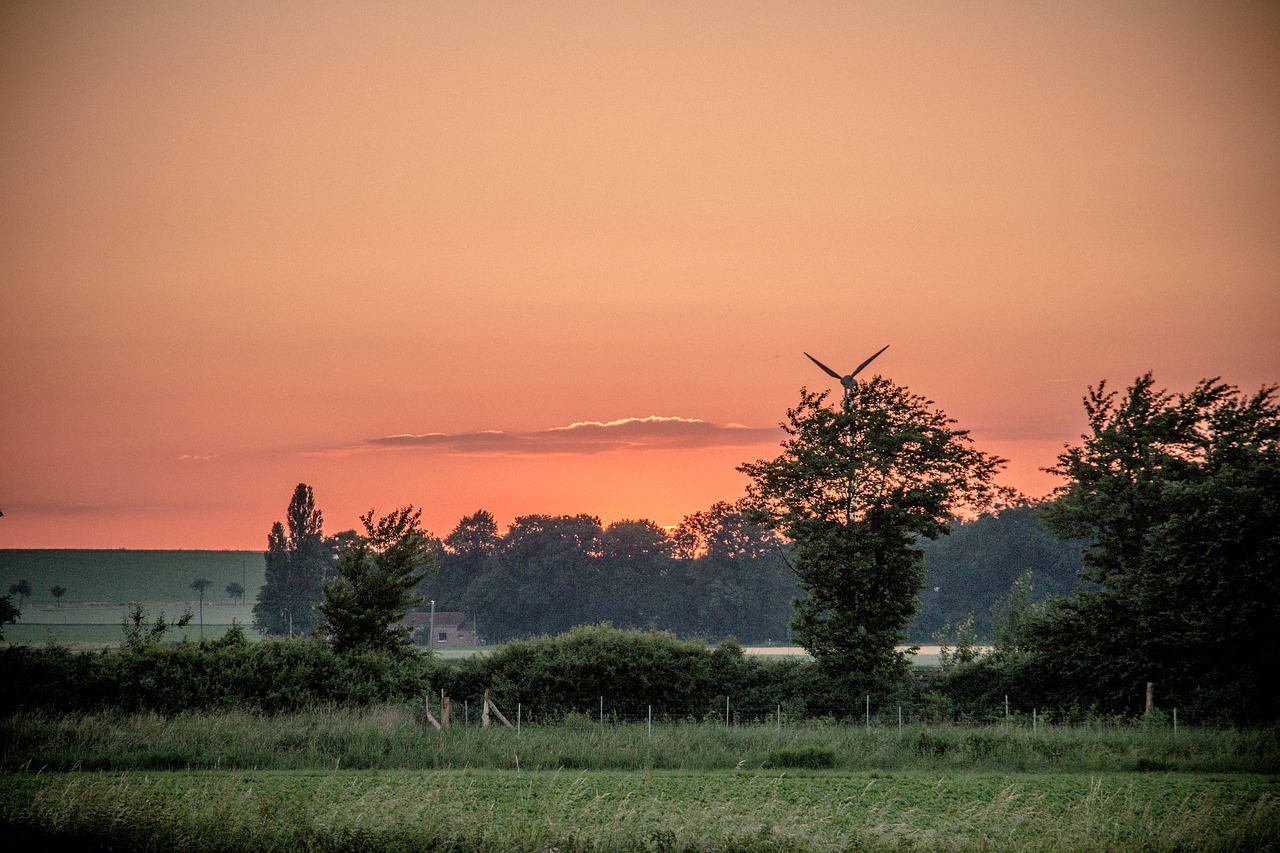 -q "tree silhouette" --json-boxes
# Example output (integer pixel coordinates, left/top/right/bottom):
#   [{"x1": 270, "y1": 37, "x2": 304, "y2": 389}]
[
  {"x1": 226, "y1": 581, "x2": 245, "y2": 604},
  {"x1": 0, "y1": 595, "x2": 18, "y2": 640},
  {"x1": 8, "y1": 579, "x2": 32, "y2": 608},
  {"x1": 190, "y1": 577, "x2": 212, "y2": 638},
  {"x1": 50, "y1": 585, "x2": 67, "y2": 607},
  {"x1": 253, "y1": 484, "x2": 329, "y2": 636},
  {"x1": 739, "y1": 378, "x2": 1002, "y2": 682}
]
